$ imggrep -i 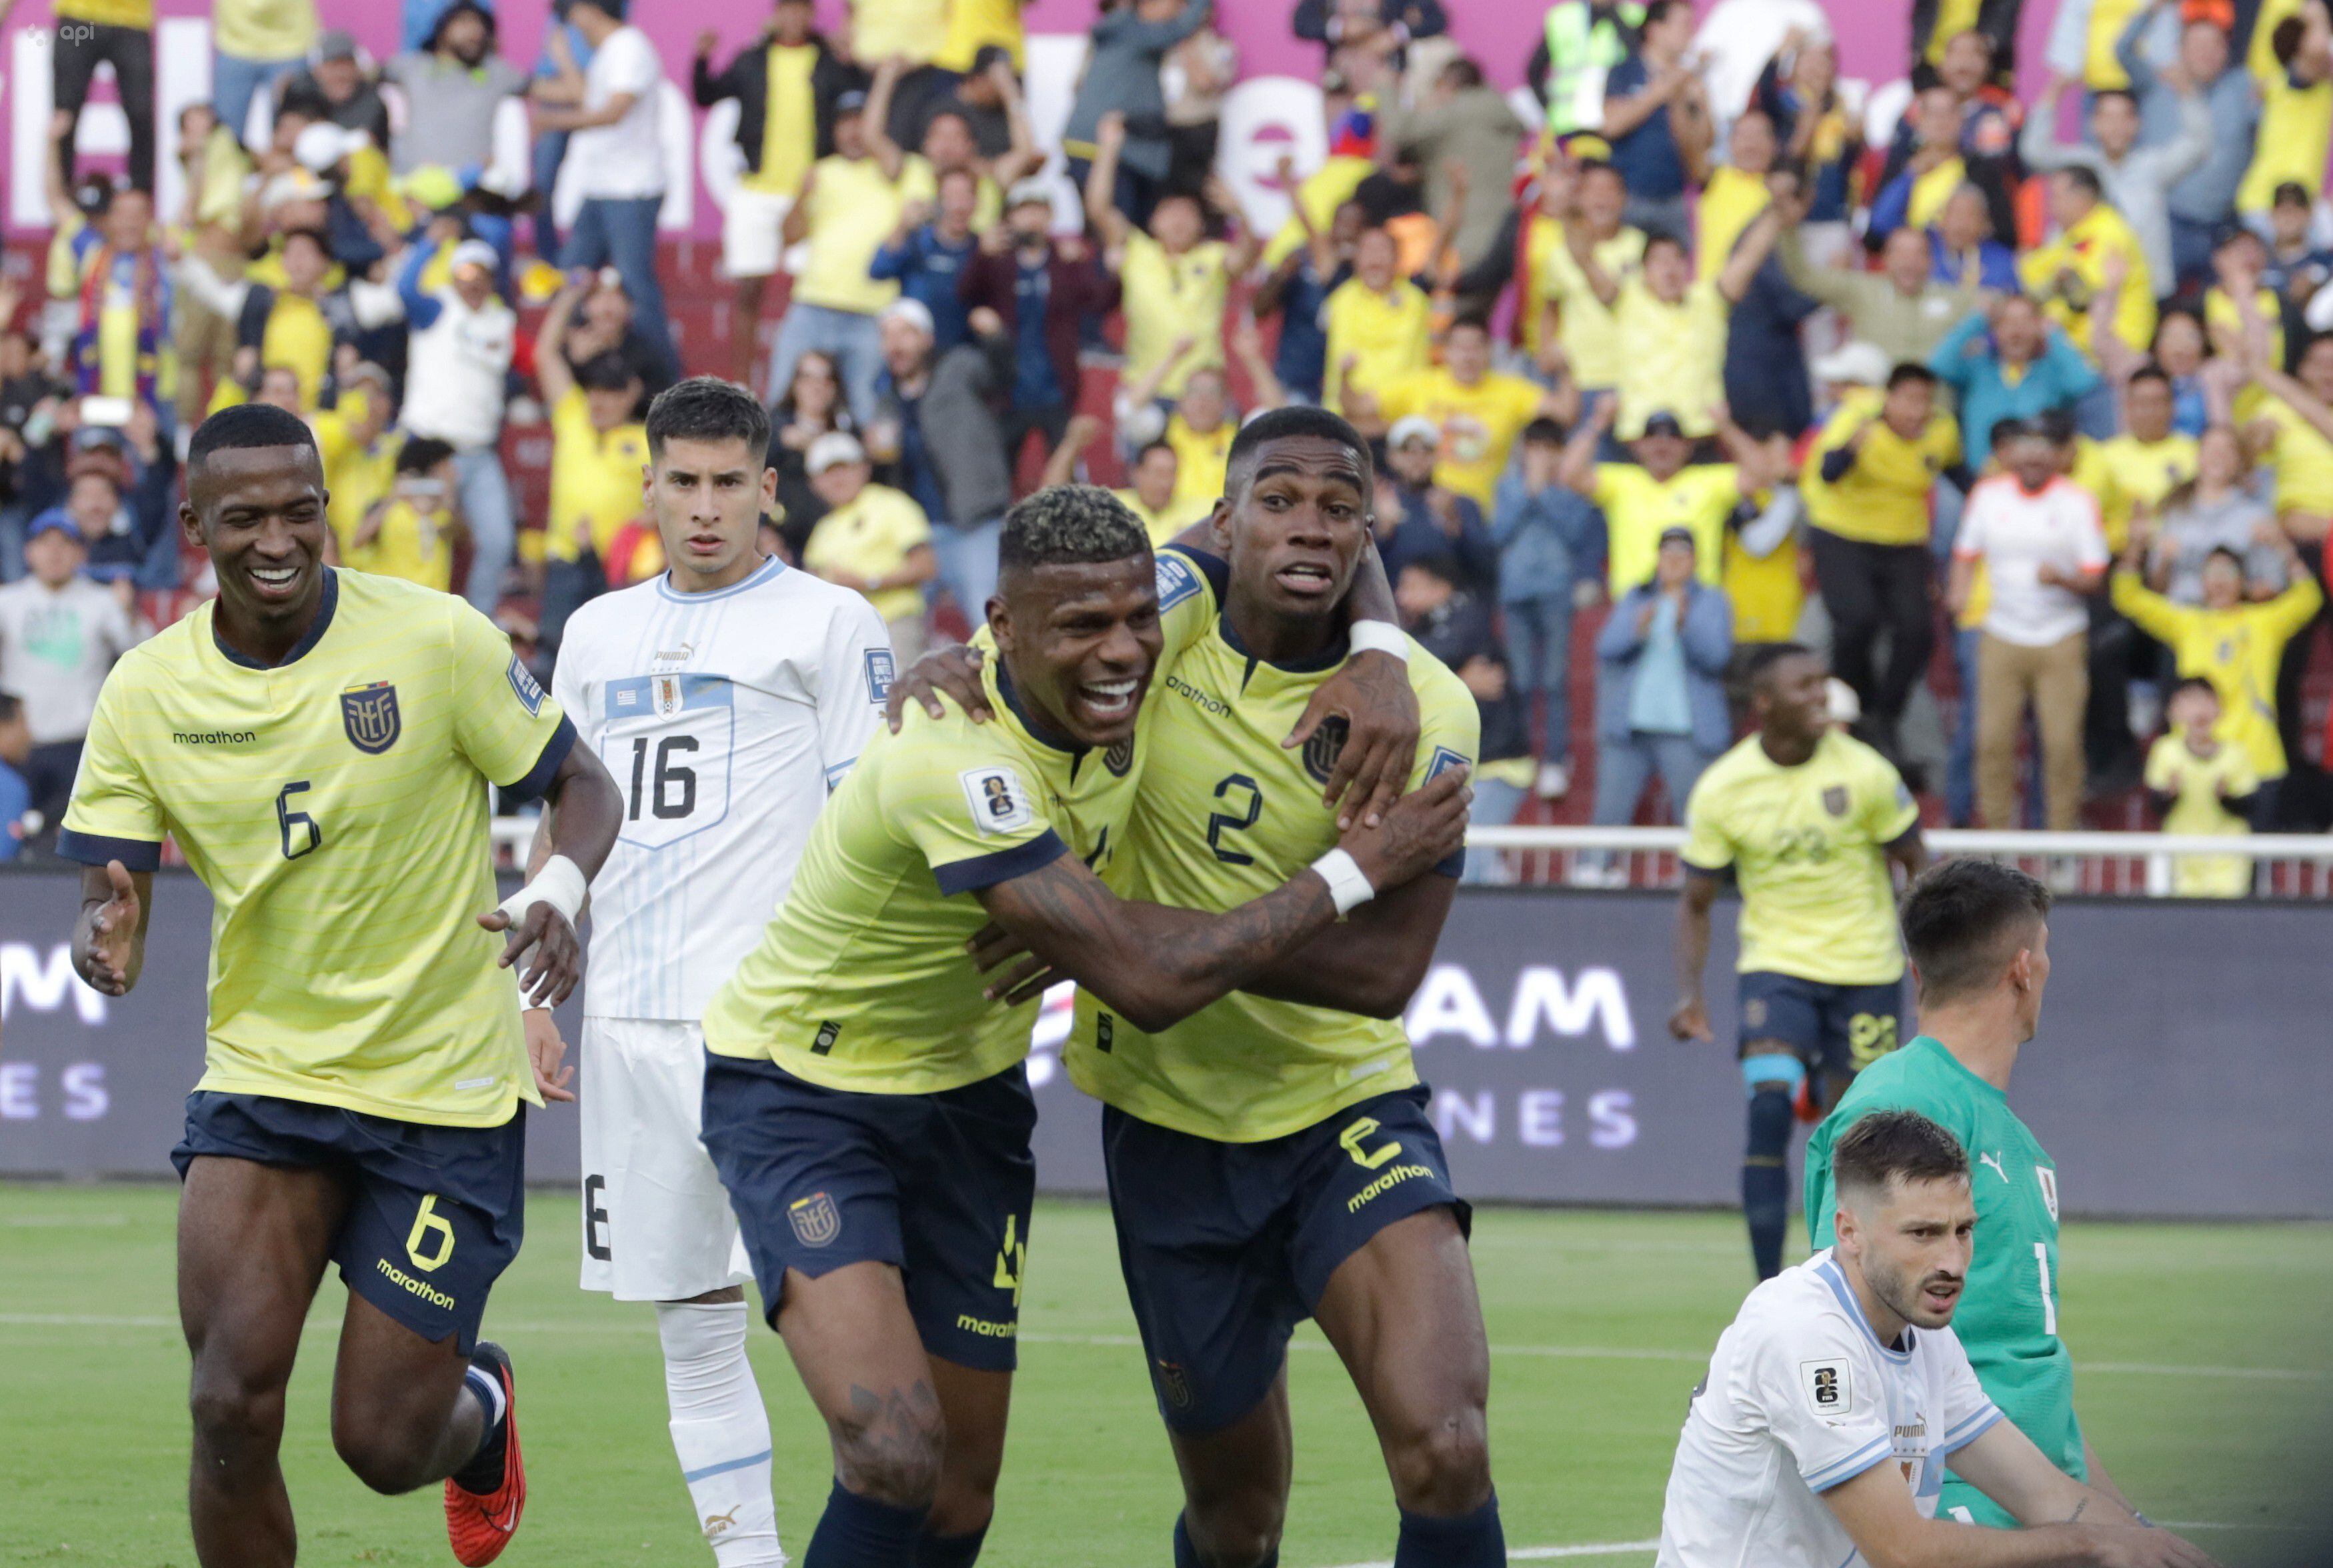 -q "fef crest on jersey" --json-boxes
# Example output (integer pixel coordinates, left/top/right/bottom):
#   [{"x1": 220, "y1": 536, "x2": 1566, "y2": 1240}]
[
  {"x1": 1300, "y1": 715, "x2": 1350, "y2": 785},
  {"x1": 339, "y1": 681, "x2": 401, "y2": 755}
]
